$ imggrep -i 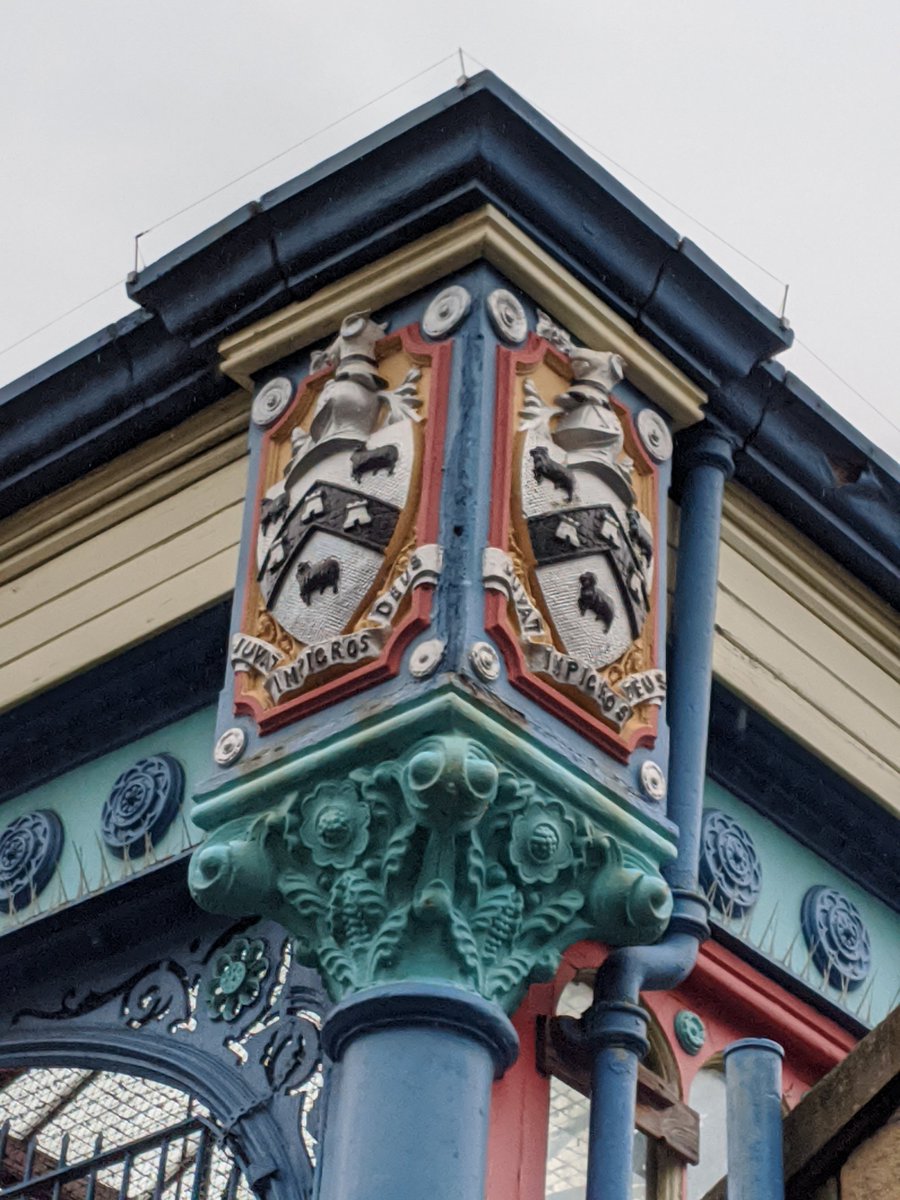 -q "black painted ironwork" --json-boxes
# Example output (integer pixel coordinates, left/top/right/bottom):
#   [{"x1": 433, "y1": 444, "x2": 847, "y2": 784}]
[
  {"x1": 0, "y1": 894, "x2": 329, "y2": 1200},
  {"x1": 0, "y1": 1106, "x2": 244, "y2": 1199}
]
